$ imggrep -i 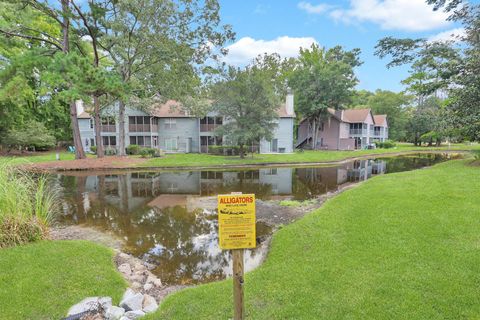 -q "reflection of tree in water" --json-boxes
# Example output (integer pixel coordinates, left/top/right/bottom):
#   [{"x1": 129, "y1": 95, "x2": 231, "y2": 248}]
[
  {"x1": 292, "y1": 167, "x2": 340, "y2": 200},
  {"x1": 383, "y1": 154, "x2": 445, "y2": 173},
  {"x1": 200, "y1": 170, "x2": 273, "y2": 199},
  {"x1": 56, "y1": 174, "x2": 266, "y2": 285}
]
